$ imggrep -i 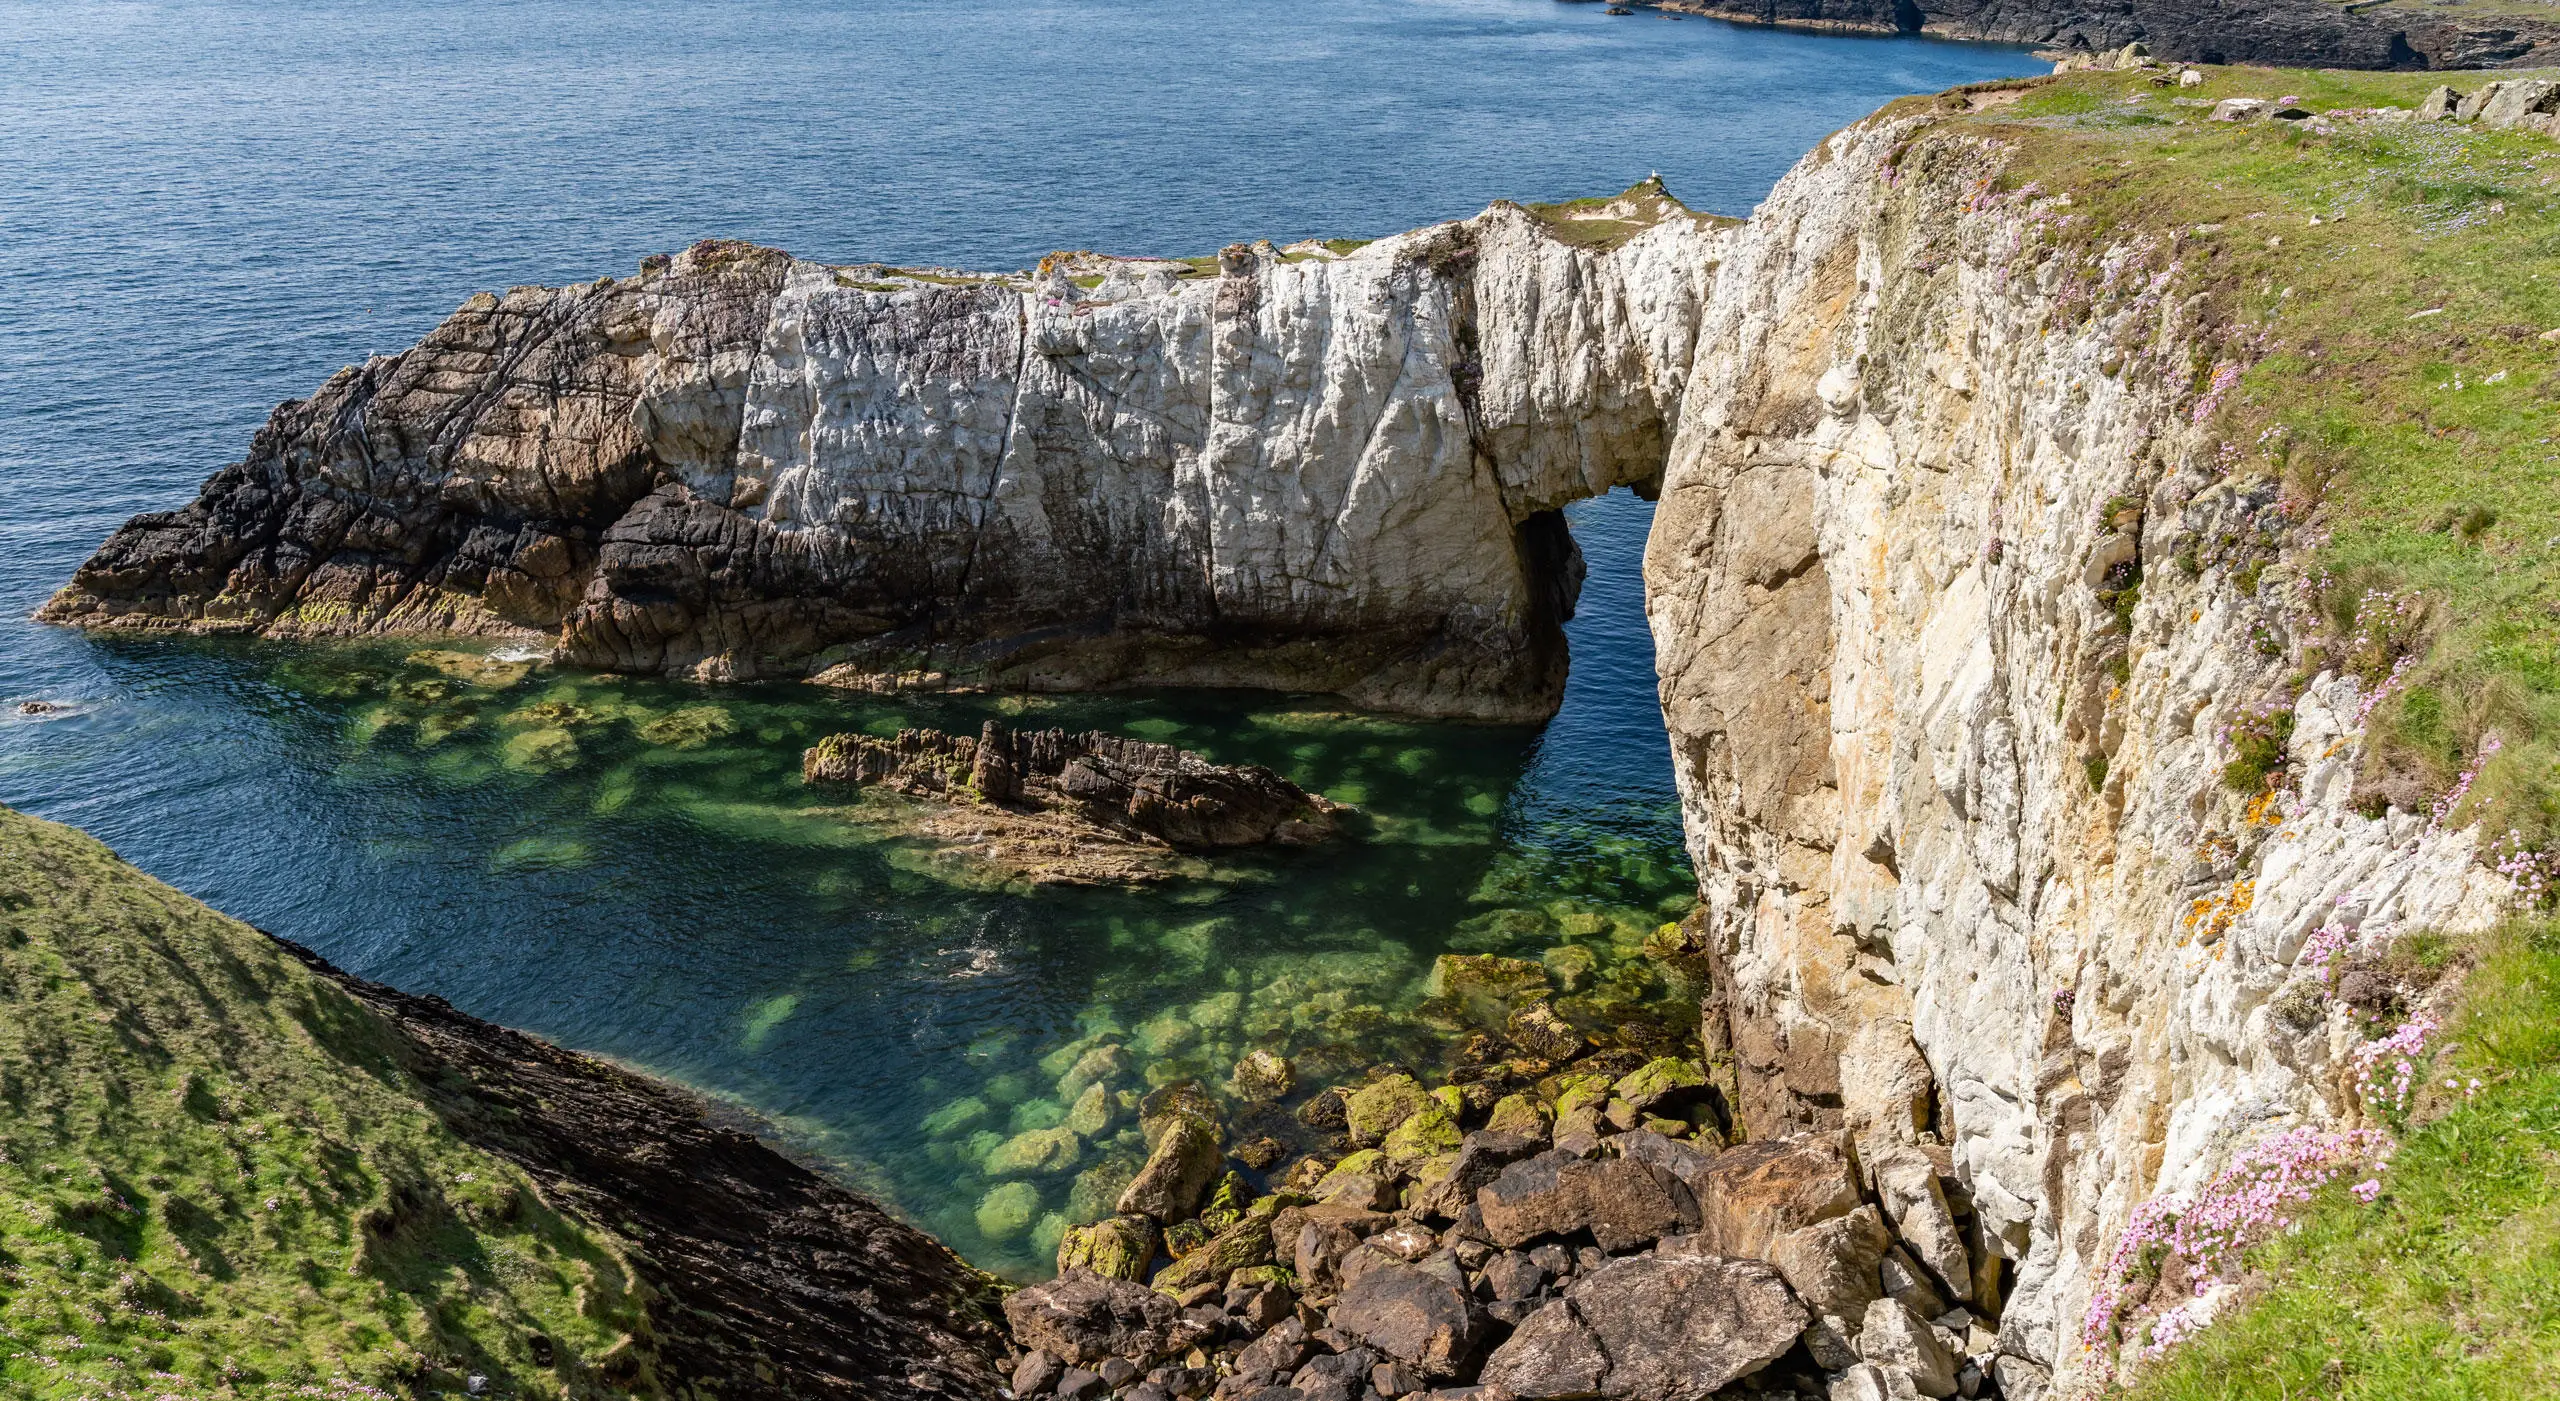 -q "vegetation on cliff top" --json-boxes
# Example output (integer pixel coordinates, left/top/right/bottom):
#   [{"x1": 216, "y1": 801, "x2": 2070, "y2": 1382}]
[
  {"x1": 0, "y1": 806, "x2": 643, "y2": 1399},
  {"x1": 1931, "y1": 64, "x2": 2560, "y2": 860}
]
